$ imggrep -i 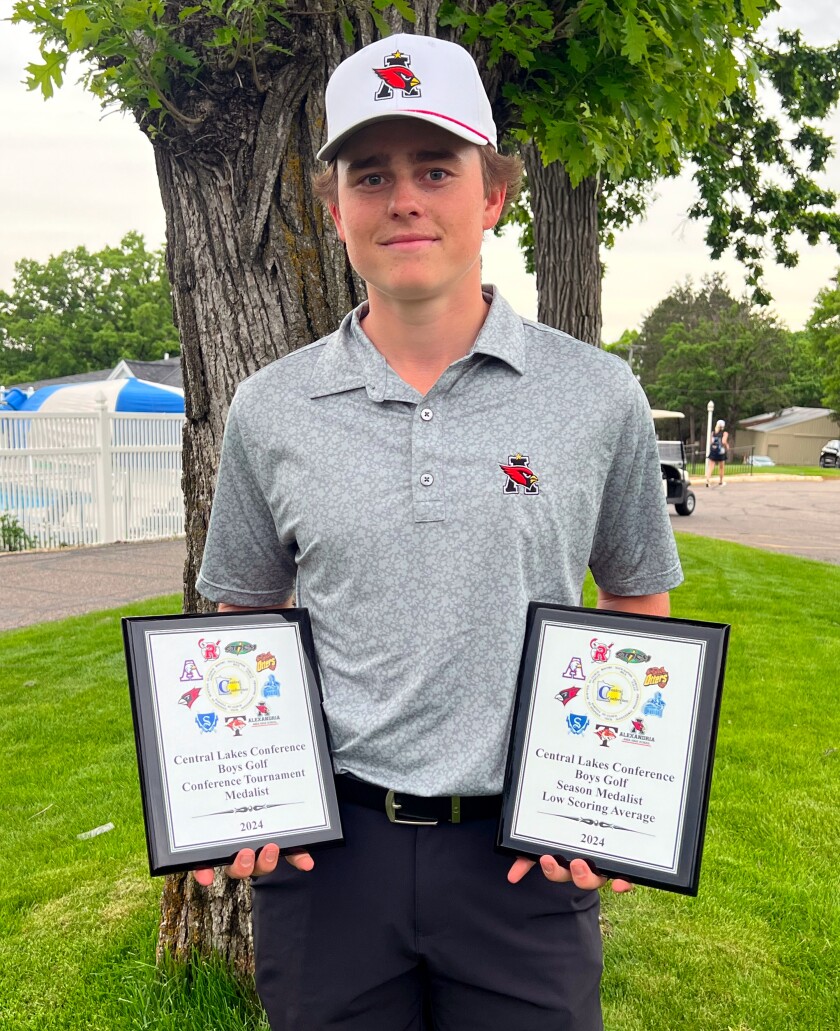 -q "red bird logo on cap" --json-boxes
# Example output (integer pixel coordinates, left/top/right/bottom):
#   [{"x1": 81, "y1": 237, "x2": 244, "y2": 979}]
[{"x1": 374, "y1": 59, "x2": 420, "y2": 93}]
